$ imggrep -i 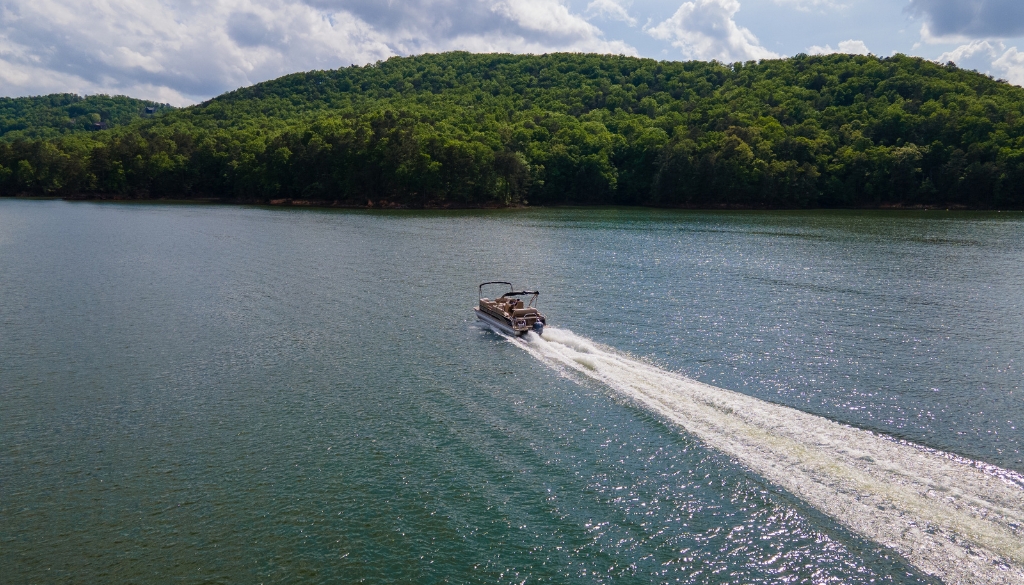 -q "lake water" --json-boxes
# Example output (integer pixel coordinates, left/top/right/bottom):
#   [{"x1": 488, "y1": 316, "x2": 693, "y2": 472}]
[{"x1": 1, "y1": 200, "x2": 1022, "y2": 584}]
